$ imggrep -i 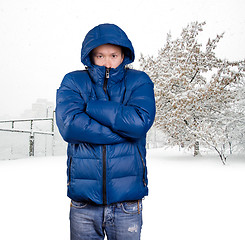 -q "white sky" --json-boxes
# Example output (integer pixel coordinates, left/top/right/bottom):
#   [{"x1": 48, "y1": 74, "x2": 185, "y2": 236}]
[{"x1": 0, "y1": 0, "x2": 245, "y2": 117}]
